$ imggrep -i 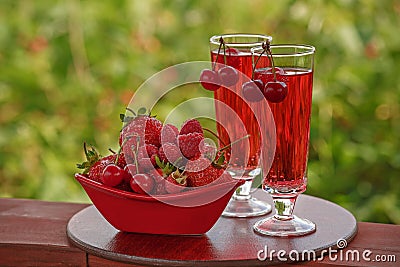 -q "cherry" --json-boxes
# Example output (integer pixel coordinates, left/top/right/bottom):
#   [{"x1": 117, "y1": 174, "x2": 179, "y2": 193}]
[
  {"x1": 261, "y1": 67, "x2": 285, "y2": 75},
  {"x1": 273, "y1": 67, "x2": 285, "y2": 75},
  {"x1": 263, "y1": 81, "x2": 288, "y2": 103},
  {"x1": 242, "y1": 80, "x2": 264, "y2": 102},
  {"x1": 249, "y1": 41, "x2": 288, "y2": 103},
  {"x1": 225, "y1": 47, "x2": 240, "y2": 55},
  {"x1": 101, "y1": 164, "x2": 125, "y2": 187},
  {"x1": 199, "y1": 69, "x2": 221, "y2": 91},
  {"x1": 218, "y1": 66, "x2": 239, "y2": 87},
  {"x1": 130, "y1": 173, "x2": 155, "y2": 194},
  {"x1": 123, "y1": 164, "x2": 136, "y2": 182}
]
